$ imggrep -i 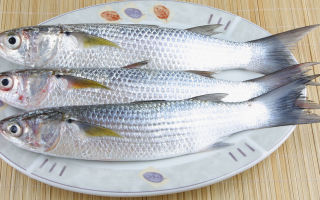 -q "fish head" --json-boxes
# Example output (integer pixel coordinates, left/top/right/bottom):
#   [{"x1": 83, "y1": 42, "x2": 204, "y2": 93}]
[
  {"x1": 0, "y1": 26, "x2": 61, "y2": 67},
  {"x1": 0, "y1": 70, "x2": 54, "y2": 109},
  {"x1": 0, "y1": 109, "x2": 64, "y2": 152}
]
